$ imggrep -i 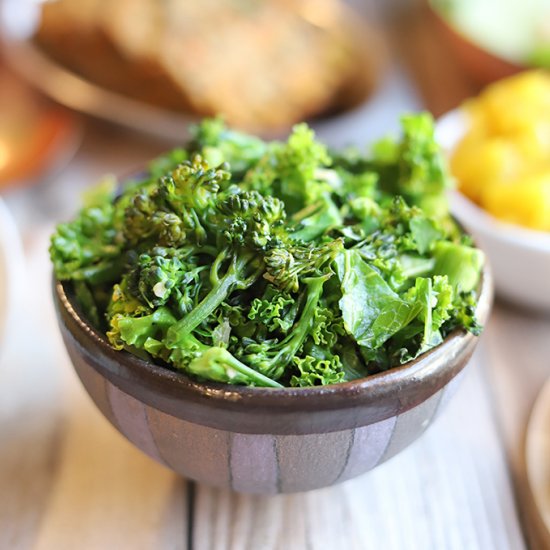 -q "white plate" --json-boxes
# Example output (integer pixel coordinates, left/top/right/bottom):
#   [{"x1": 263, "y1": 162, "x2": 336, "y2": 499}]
[
  {"x1": 0, "y1": 197, "x2": 24, "y2": 357},
  {"x1": 436, "y1": 108, "x2": 550, "y2": 311}
]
